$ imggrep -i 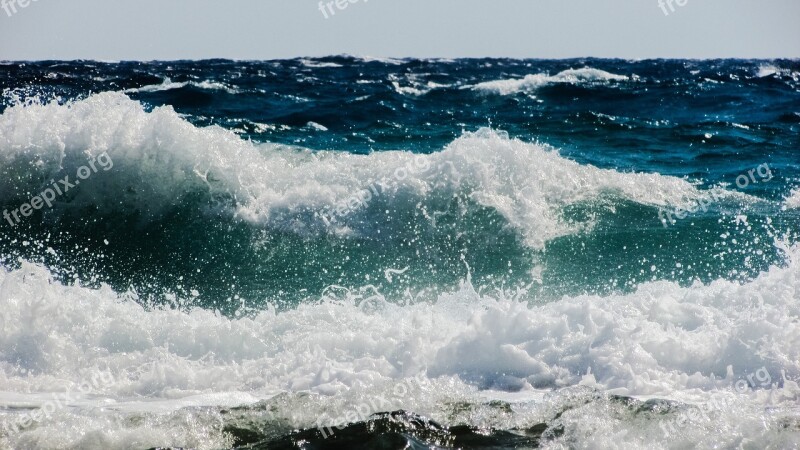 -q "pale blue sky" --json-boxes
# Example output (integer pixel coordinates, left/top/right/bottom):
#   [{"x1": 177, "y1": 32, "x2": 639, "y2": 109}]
[{"x1": 0, "y1": 0, "x2": 798, "y2": 60}]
